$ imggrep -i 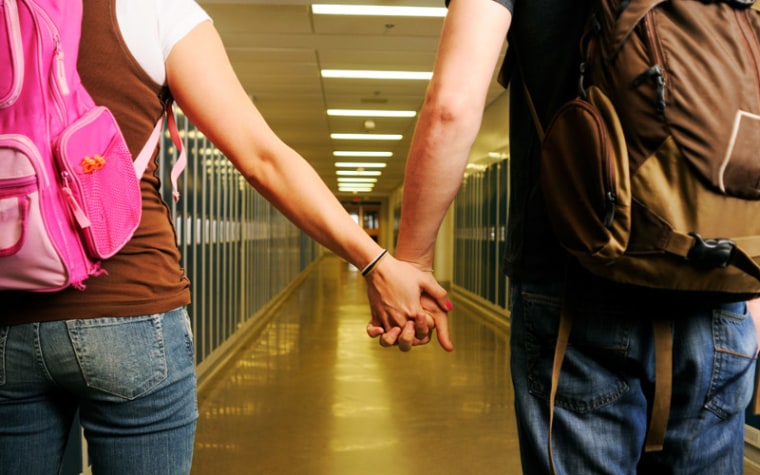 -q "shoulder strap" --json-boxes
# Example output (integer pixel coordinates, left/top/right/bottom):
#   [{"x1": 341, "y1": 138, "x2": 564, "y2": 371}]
[
  {"x1": 133, "y1": 98, "x2": 186, "y2": 202},
  {"x1": 511, "y1": 41, "x2": 549, "y2": 144},
  {"x1": 521, "y1": 78, "x2": 545, "y2": 142}
]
